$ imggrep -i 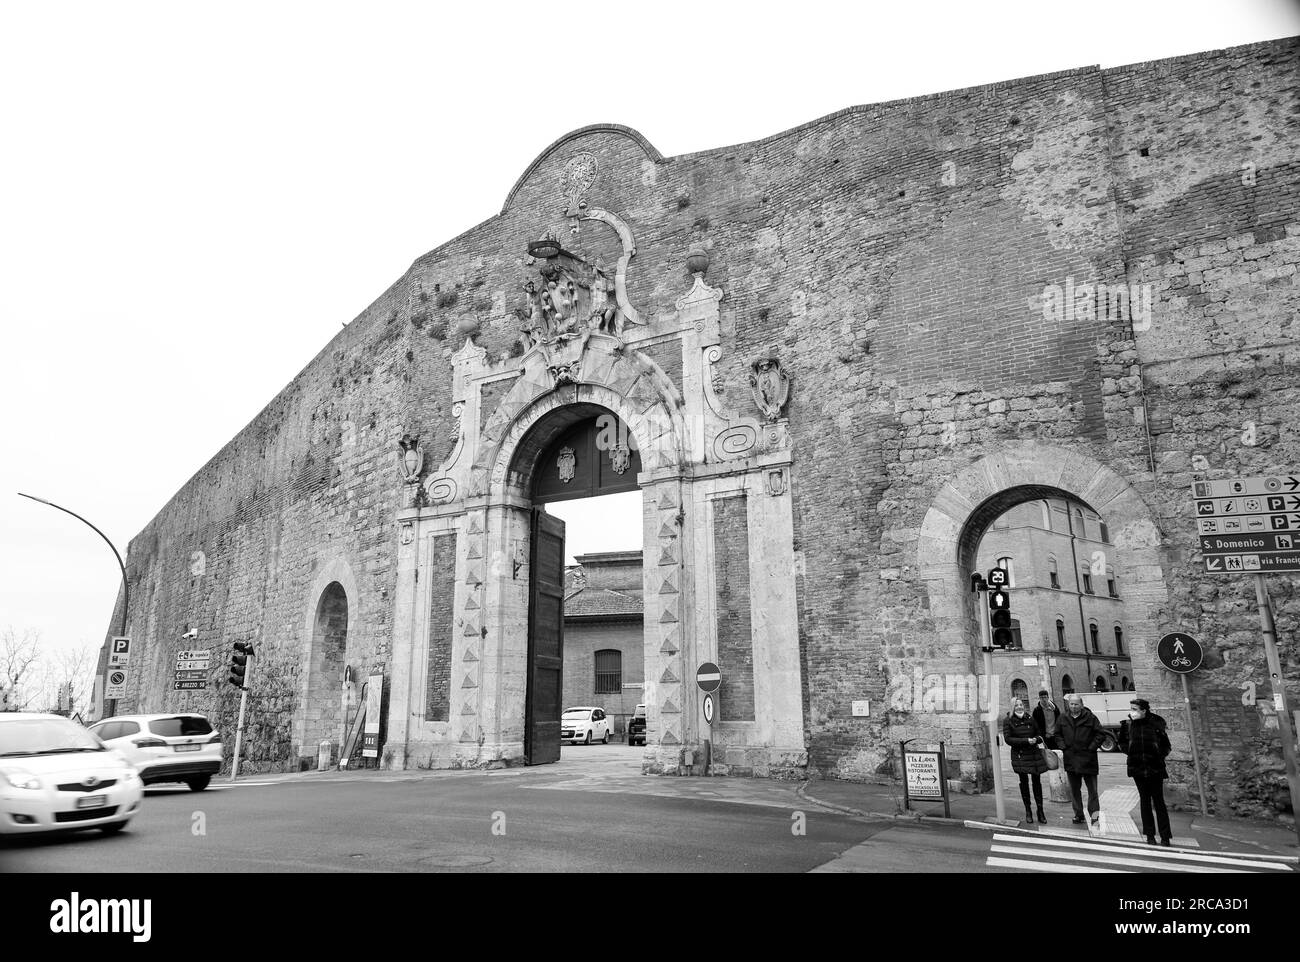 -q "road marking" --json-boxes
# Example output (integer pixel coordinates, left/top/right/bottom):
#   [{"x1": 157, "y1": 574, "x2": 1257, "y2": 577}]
[
  {"x1": 988, "y1": 856, "x2": 1125, "y2": 873},
  {"x1": 990, "y1": 843, "x2": 1246, "y2": 874},
  {"x1": 990, "y1": 833, "x2": 1291, "y2": 871}
]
